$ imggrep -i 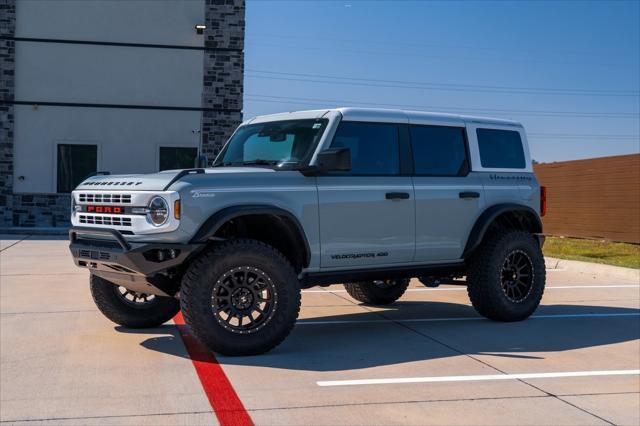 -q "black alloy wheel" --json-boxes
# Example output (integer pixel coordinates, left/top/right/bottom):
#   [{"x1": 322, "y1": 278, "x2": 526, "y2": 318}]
[
  {"x1": 466, "y1": 229, "x2": 546, "y2": 322},
  {"x1": 180, "y1": 239, "x2": 301, "y2": 356},
  {"x1": 114, "y1": 285, "x2": 157, "y2": 308},
  {"x1": 500, "y1": 249, "x2": 534, "y2": 303},
  {"x1": 211, "y1": 266, "x2": 278, "y2": 334}
]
